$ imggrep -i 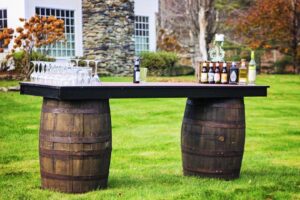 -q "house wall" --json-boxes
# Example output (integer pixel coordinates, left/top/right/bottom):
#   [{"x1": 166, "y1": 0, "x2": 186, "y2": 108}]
[
  {"x1": 0, "y1": 0, "x2": 26, "y2": 51},
  {"x1": 134, "y1": 0, "x2": 159, "y2": 52},
  {"x1": 82, "y1": 0, "x2": 135, "y2": 76},
  {"x1": 25, "y1": 0, "x2": 83, "y2": 57},
  {"x1": 0, "y1": 0, "x2": 82, "y2": 57}
]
